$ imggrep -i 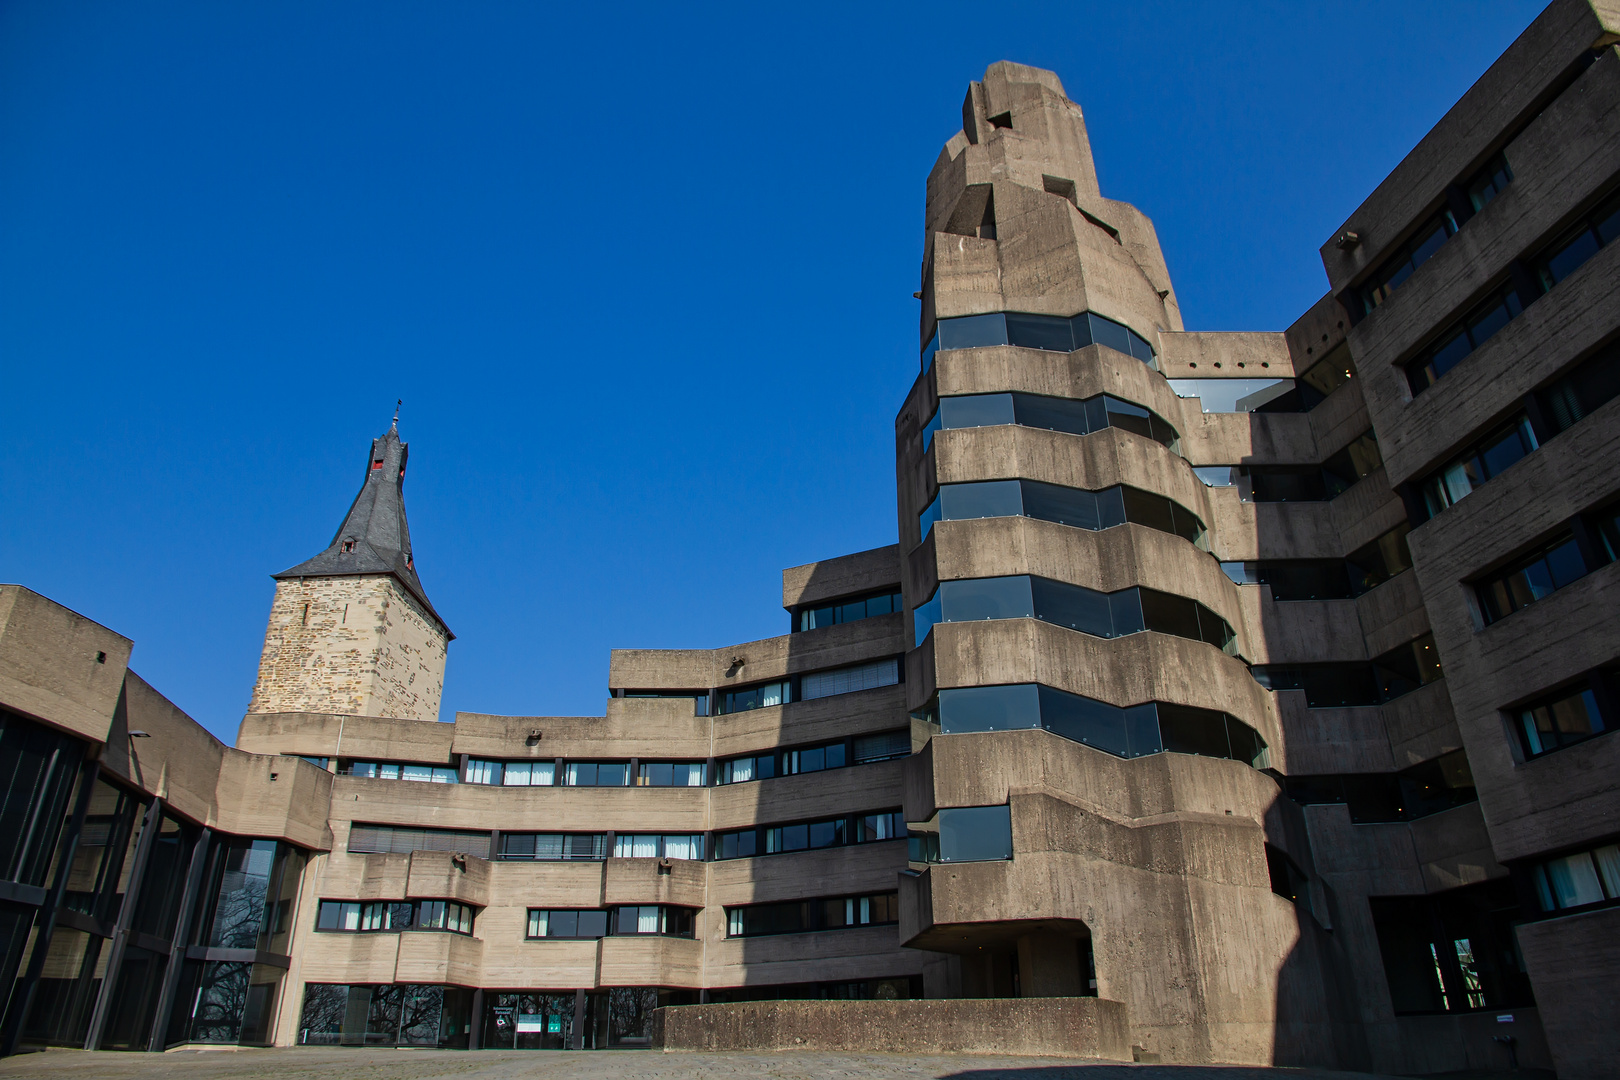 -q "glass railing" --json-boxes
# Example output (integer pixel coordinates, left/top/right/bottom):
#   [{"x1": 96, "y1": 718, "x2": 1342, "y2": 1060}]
[{"x1": 923, "y1": 310, "x2": 1156, "y2": 370}]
